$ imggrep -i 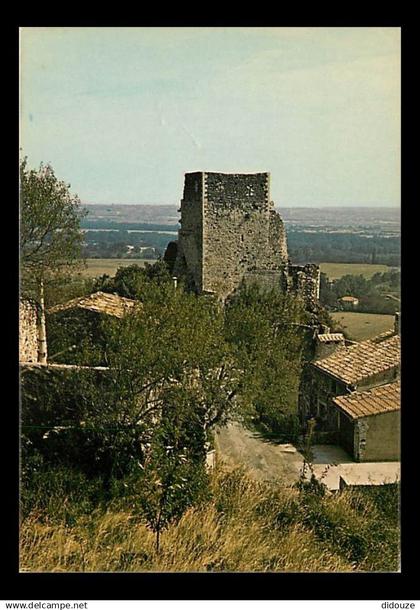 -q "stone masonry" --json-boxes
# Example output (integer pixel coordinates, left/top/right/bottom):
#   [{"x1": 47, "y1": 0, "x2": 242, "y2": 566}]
[
  {"x1": 169, "y1": 172, "x2": 319, "y2": 306},
  {"x1": 19, "y1": 299, "x2": 38, "y2": 363}
]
